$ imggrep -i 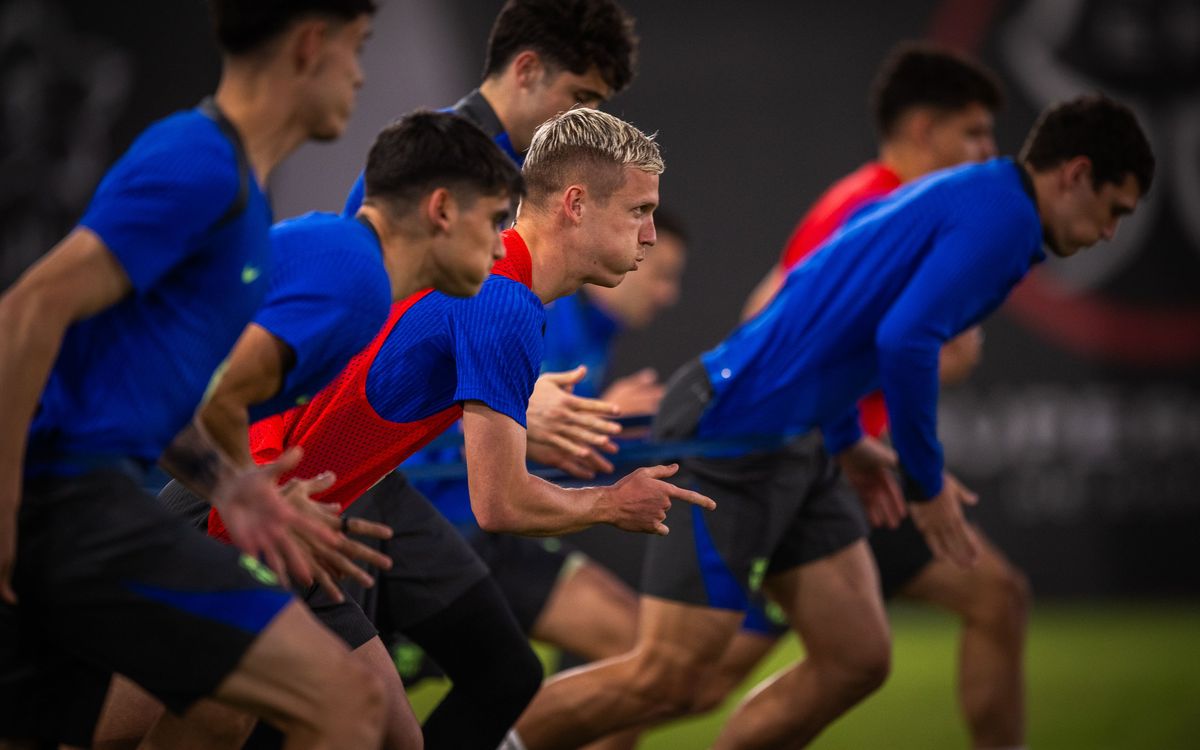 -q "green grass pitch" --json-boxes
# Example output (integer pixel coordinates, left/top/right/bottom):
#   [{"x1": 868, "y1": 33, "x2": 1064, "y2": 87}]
[{"x1": 406, "y1": 601, "x2": 1200, "y2": 749}]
